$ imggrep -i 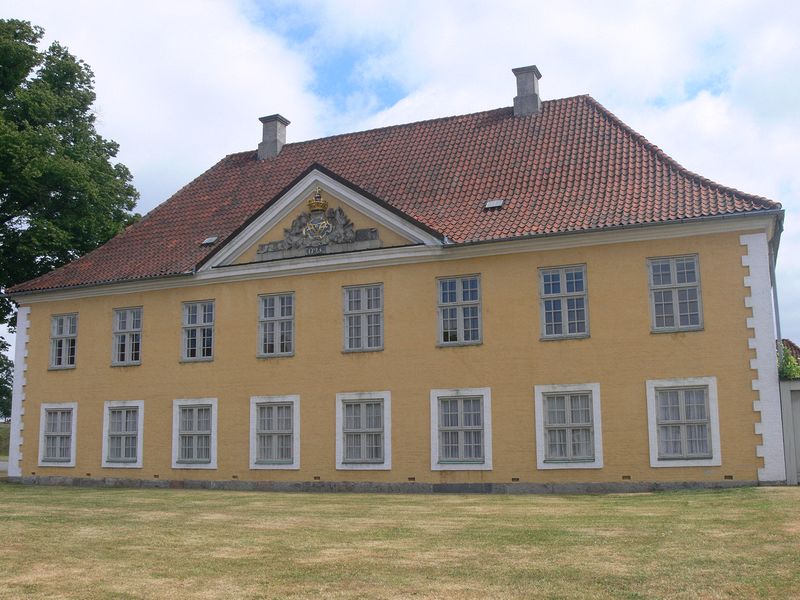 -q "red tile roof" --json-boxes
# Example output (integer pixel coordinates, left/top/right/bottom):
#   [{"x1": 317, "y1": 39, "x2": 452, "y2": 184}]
[
  {"x1": 8, "y1": 95, "x2": 781, "y2": 295},
  {"x1": 784, "y1": 339, "x2": 800, "y2": 361}
]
